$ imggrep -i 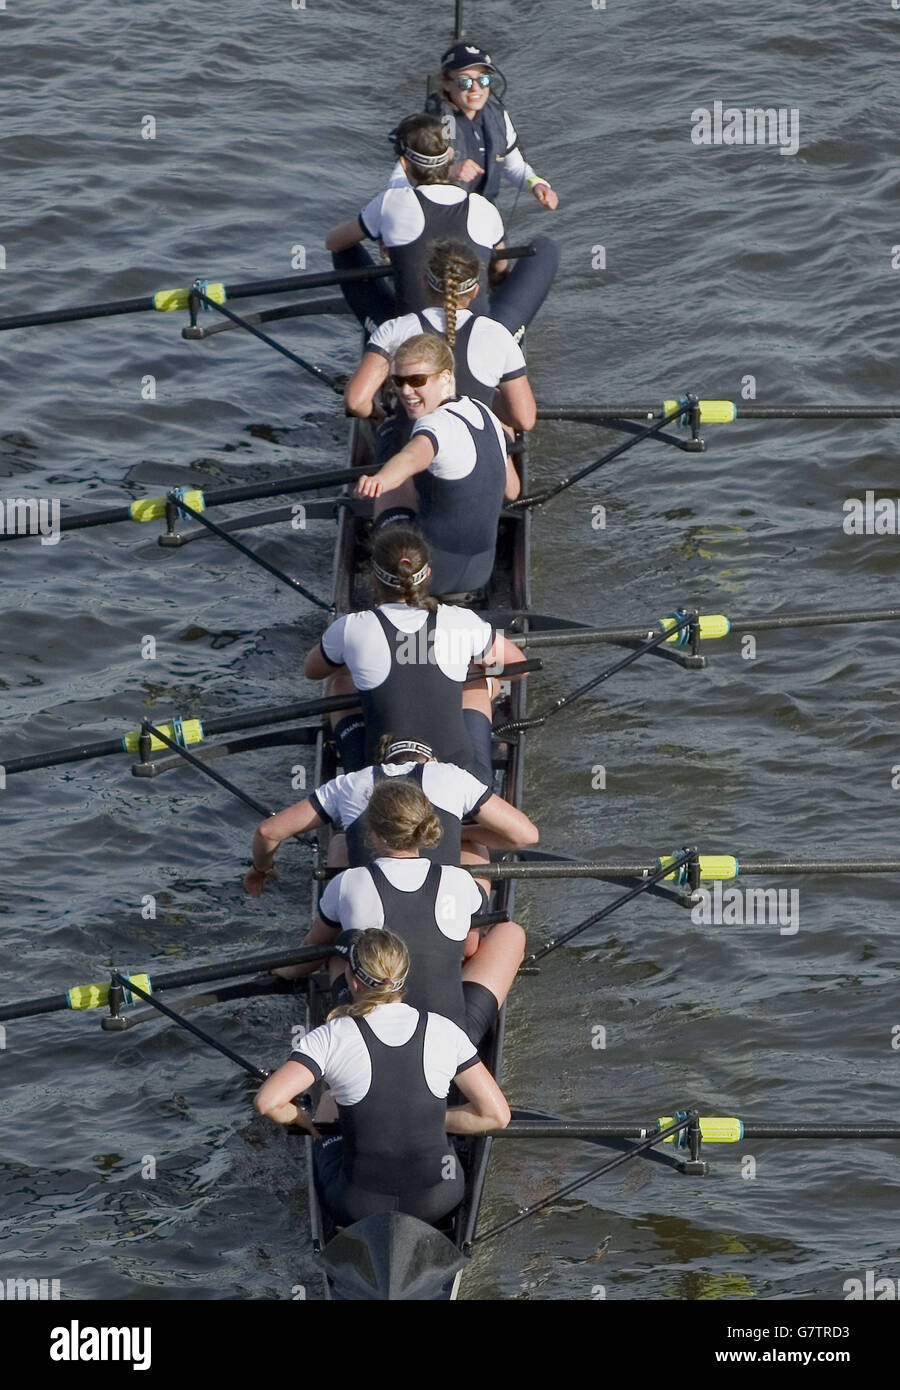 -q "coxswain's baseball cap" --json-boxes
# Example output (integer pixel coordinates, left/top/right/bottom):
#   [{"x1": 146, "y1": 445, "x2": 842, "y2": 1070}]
[{"x1": 440, "y1": 41, "x2": 496, "y2": 73}]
